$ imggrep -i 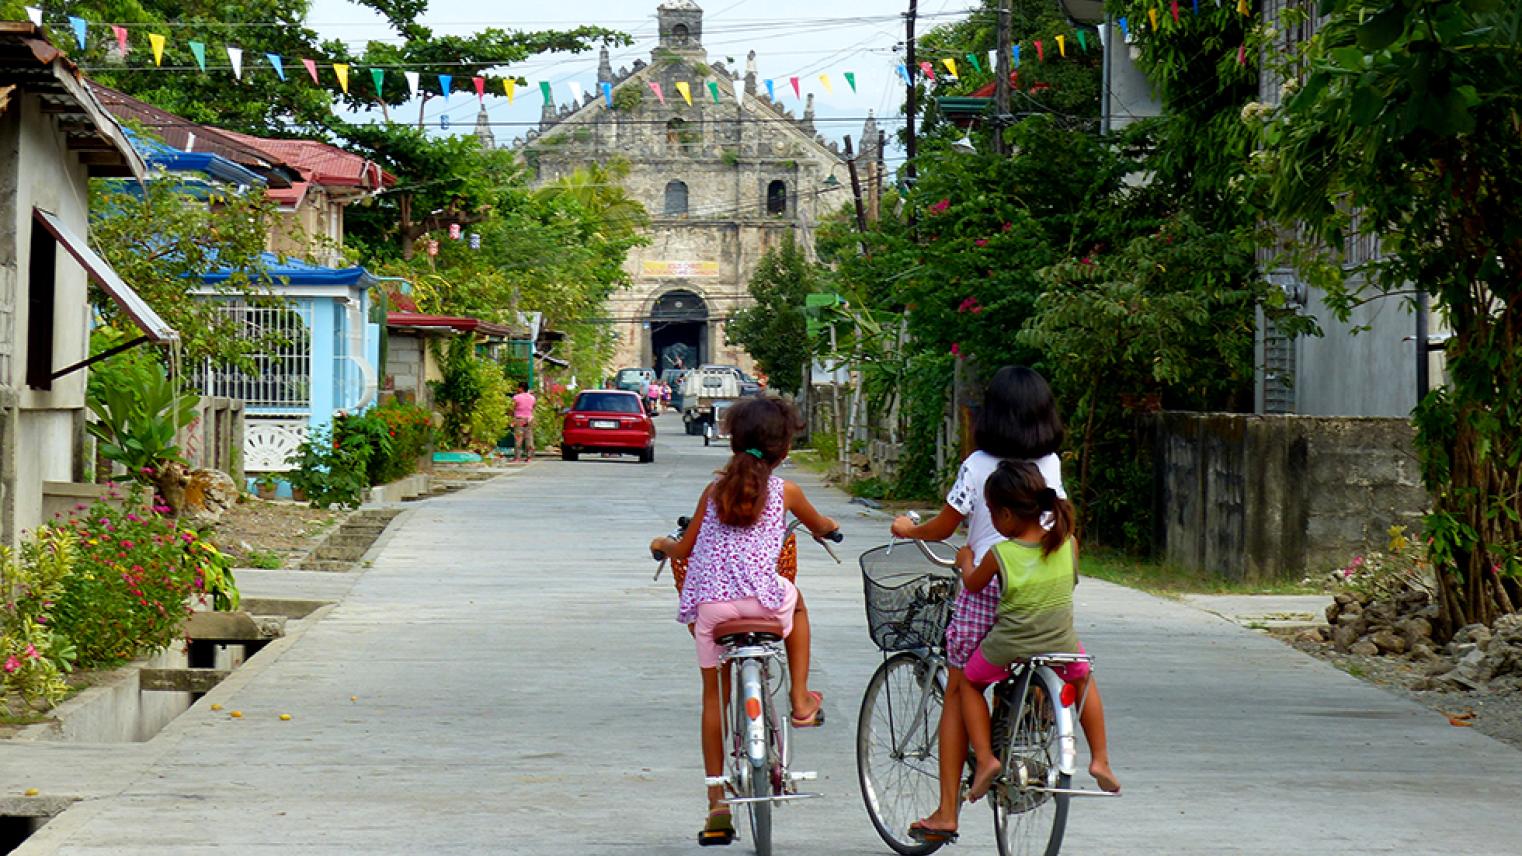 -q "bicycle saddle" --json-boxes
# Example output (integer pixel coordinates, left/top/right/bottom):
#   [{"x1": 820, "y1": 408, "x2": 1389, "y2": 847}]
[{"x1": 714, "y1": 618, "x2": 785, "y2": 645}]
